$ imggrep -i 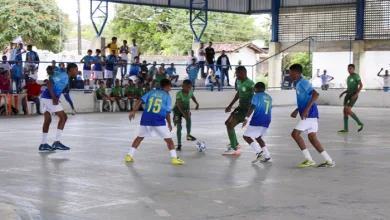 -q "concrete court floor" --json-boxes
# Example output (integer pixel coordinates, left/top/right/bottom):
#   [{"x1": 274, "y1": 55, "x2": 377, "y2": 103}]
[{"x1": 1, "y1": 106, "x2": 390, "y2": 220}]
